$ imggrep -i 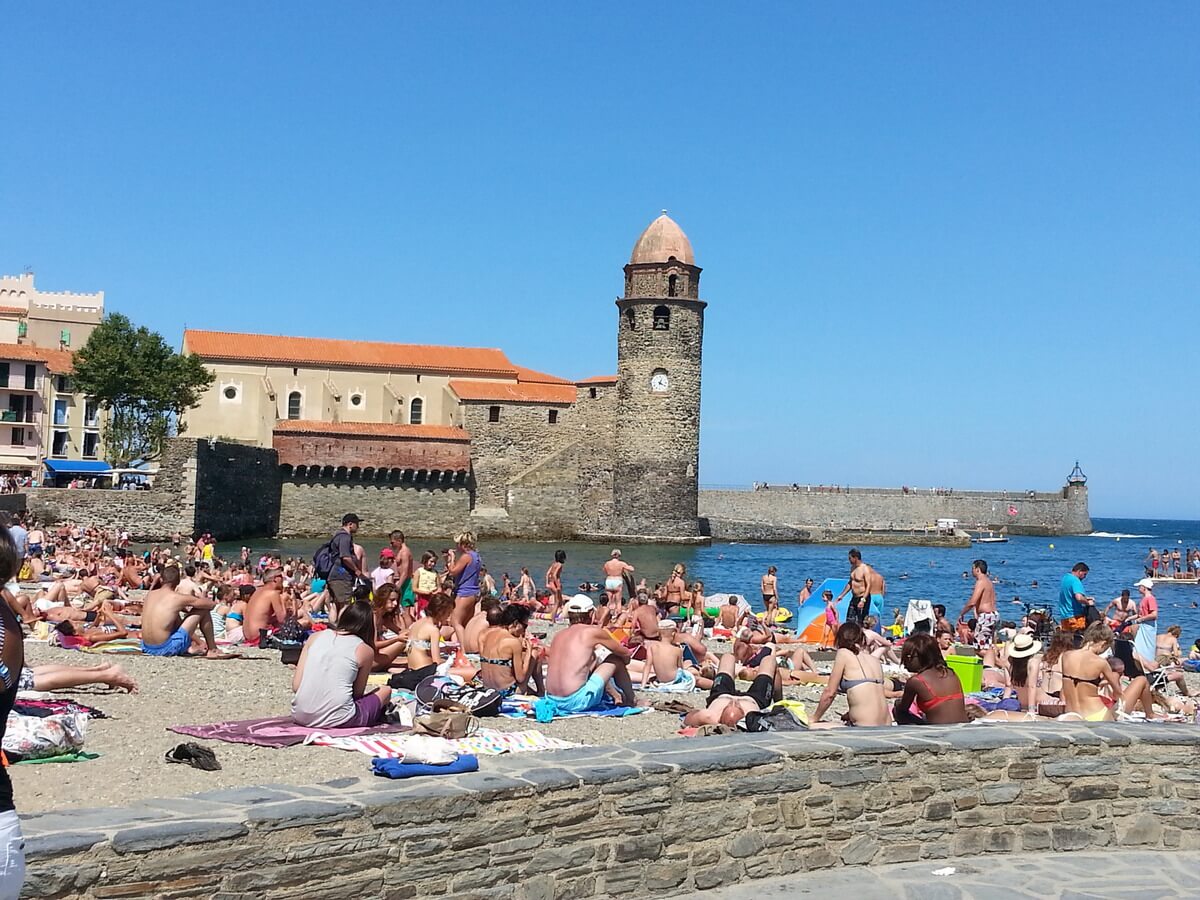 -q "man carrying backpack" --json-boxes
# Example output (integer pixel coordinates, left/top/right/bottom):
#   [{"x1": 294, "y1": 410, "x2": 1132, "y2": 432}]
[{"x1": 317, "y1": 514, "x2": 365, "y2": 623}]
